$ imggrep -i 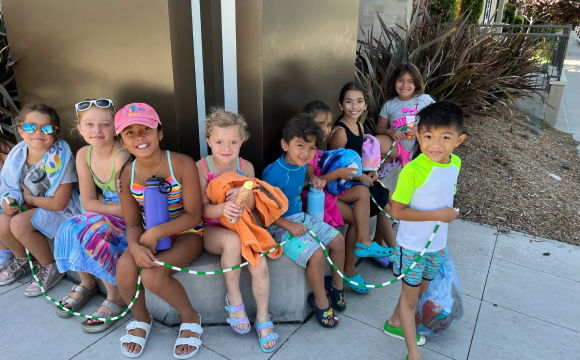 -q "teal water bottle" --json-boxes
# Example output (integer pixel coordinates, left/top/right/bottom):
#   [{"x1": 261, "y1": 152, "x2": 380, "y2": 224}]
[{"x1": 306, "y1": 184, "x2": 325, "y2": 221}]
